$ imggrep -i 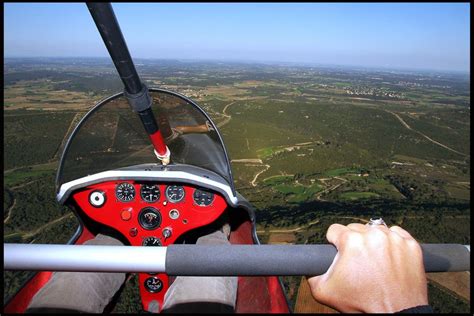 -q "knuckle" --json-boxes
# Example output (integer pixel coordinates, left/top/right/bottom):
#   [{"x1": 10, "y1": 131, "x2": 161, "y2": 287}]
[
  {"x1": 390, "y1": 225, "x2": 402, "y2": 232},
  {"x1": 347, "y1": 223, "x2": 361, "y2": 230},
  {"x1": 366, "y1": 228, "x2": 389, "y2": 247},
  {"x1": 367, "y1": 227, "x2": 388, "y2": 239},
  {"x1": 344, "y1": 231, "x2": 364, "y2": 247},
  {"x1": 407, "y1": 238, "x2": 422, "y2": 252},
  {"x1": 327, "y1": 223, "x2": 342, "y2": 237},
  {"x1": 389, "y1": 231, "x2": 405, "y2": 244}
]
